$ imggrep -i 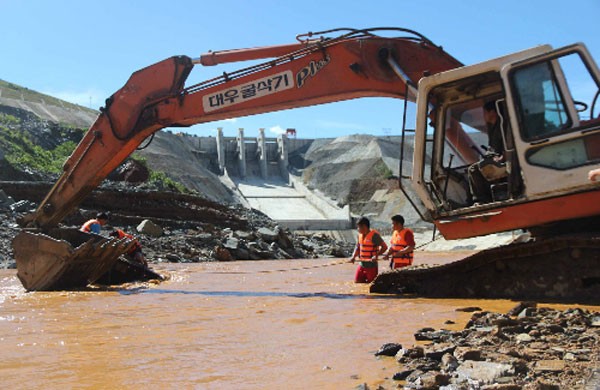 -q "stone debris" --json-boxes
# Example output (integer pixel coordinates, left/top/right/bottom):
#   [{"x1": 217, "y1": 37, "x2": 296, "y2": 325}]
[
  {"x1": 136, "y1": 219, "x2": 164, "y2": 237},
  {"x1": 377, "y1": 303, "x2": 599, "y2": 389}
]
